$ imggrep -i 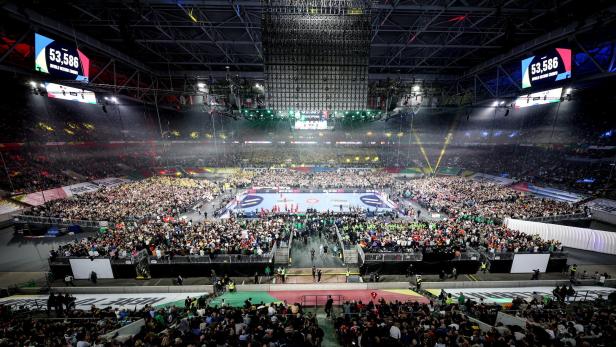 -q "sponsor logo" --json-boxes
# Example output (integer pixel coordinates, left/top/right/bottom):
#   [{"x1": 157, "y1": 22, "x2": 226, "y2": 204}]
[{"x1": 240, "y1": 195, "x2": 263, "y2": 208}]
